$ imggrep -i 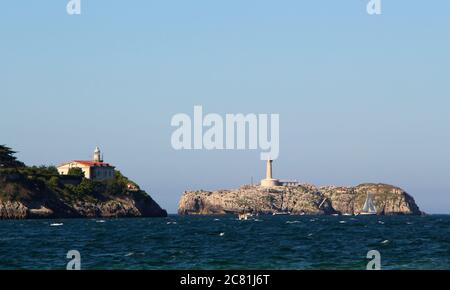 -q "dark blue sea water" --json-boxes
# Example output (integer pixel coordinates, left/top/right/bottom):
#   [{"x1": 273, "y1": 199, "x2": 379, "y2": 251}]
[{"x1": 1, "y1": 215, "x2": 449, "y2": 270}]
